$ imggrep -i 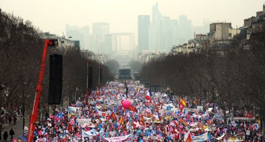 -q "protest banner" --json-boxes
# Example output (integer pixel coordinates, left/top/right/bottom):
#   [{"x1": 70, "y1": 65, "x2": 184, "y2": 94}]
[{"x1": 102, "y1": 134, "x2": 131, "y2": 142}]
